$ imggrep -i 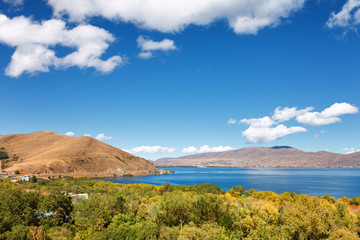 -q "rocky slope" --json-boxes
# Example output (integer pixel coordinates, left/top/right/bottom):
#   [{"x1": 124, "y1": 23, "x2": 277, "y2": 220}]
[
  {"x1": 155, "y1": 146, "x2": 360, "y2": 168},
  {"x1": 0, "y1": 130, "x2": 157, "y2": 177}
]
